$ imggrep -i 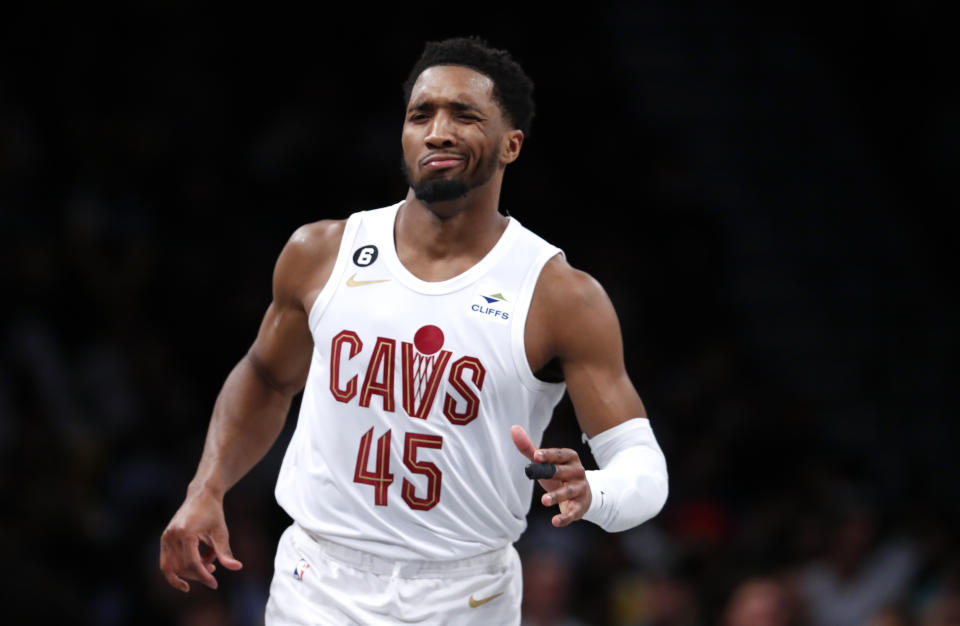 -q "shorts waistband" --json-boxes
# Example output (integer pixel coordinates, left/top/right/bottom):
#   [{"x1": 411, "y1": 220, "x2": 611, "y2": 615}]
[{"x1": 292, "y1": 523, "x2": 511, "y2": 578}]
